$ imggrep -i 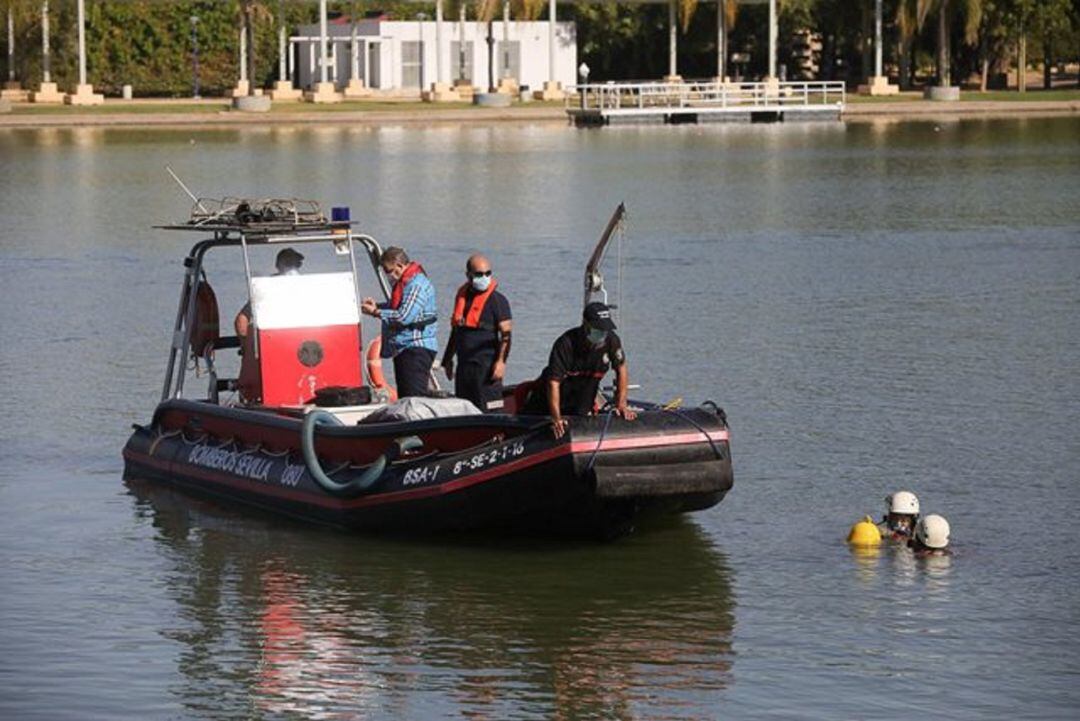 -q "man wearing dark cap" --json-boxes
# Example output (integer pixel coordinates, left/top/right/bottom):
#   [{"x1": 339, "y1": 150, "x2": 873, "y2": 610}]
[
  {"x1": 273, "y1": 247, "x2": 304, "y2": 274},
  {"x1": 234, "y1": 247, "x2": 304, "y2": 339},
  {"x1": 525, "y1": 302, "x2": 636, "y2": 438}
]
